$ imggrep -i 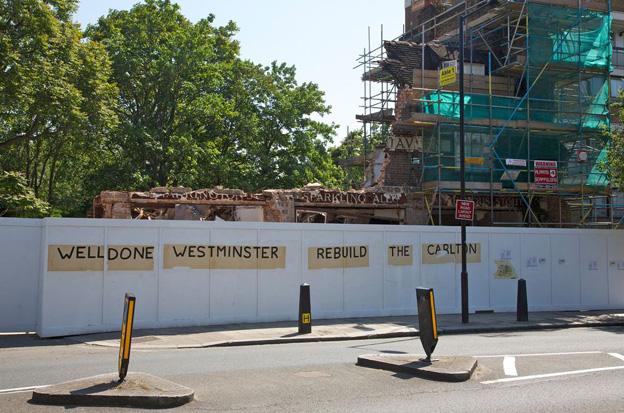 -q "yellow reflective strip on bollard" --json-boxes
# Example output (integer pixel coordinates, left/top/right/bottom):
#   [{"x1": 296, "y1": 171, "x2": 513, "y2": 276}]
[
  {"x1": 429, "y1": 290, "x2": 438, "y2": 339},
  {"x1": 124, "y1": 299, "x2": 135, "y2": 359}
]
